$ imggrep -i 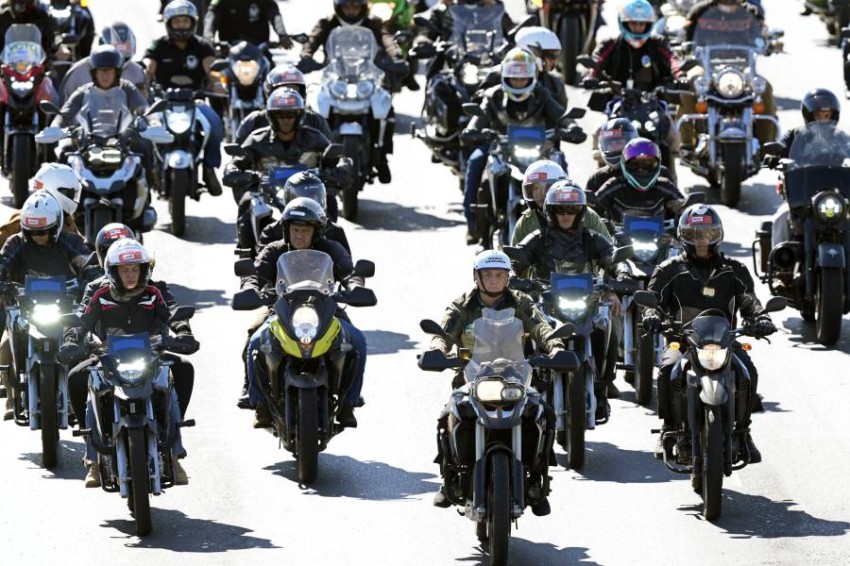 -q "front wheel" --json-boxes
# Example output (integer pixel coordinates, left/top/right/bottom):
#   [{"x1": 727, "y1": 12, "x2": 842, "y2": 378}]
[
  {"x1": 816, "y1": 268, "x2": 844, "y2": 346},
  {"x1": 719, "y1": 143, "x2": 744, "y2": 207},
  {"x1": 296, "y1": 388, "x2": 319, "y2": 485},
  {"x1": 559, "y1": 15, "x2": 583, "y2": 86},
  {"x1": 341, "y1": 135, "x2": 362, "y2": 221},
  {"x1": 565, "y1": 367, "x2": 587, "y2": 470},
  {"x1": 128, "y1": 427, "x2": 152, "y2": 536},
  {"x1": 634, "y1": 325, "x2": 655, "y2": 406},
  {"x1": 11, "y1": 134, "x2": 32, "y2": 208},
  {"x1": 702, "y1": 406, "x2": 724, "y2": 521},
  {"x1": 168, "y1": 168, "x2": 189, "y2": 236},
  {"x1": 38, "y1": 365, "x2": 58, "y2": 469},
  {"x1": 486, "y1": 451, "x2": 511, "y2": 566}
]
